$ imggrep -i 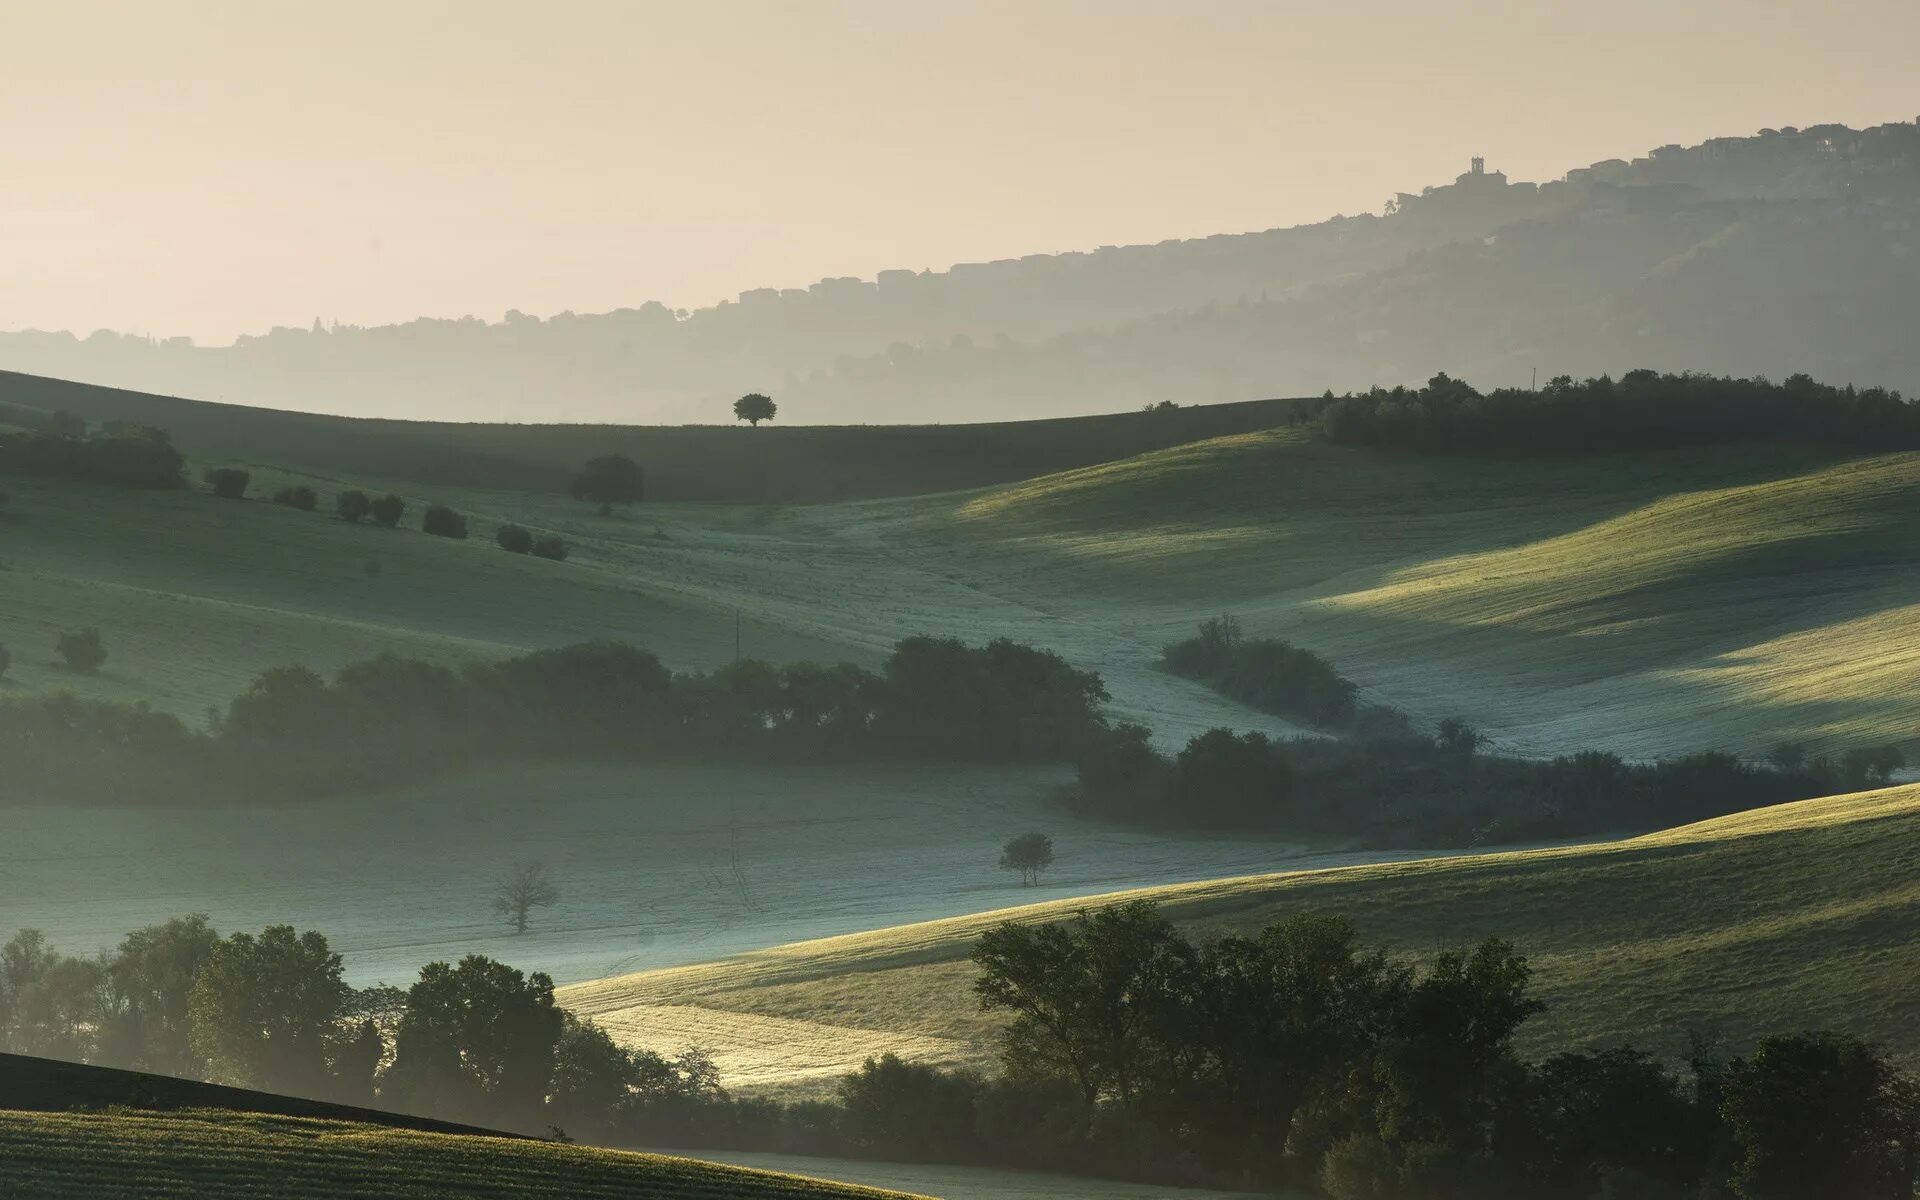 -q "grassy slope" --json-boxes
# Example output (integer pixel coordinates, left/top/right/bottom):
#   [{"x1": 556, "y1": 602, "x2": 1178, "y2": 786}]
[
  {"x1": 0, "y1": 369, "x2": 1306, "y2": 502},
  {"x1": 0, "y1": 1110, "x2": 923, "y2": 1199},
  {"x1": 559, "y1": 784, "x2": 1920, "y2": 1092},
  {"x1": 0, "y1": 471, "x2": 856, "y2": 718},
  {"x1": 922, "y1": 429, "x2": 1920, "y2": 755}
]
